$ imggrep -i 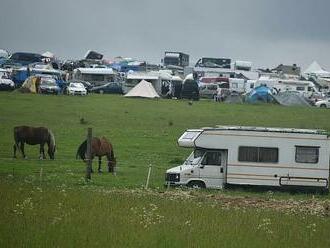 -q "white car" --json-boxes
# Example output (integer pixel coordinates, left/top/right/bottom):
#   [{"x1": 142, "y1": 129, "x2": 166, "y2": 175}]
[
  {"x1": 315, "y1": 98, "x2": 330, "y2": 108},
  {"x1": 66, "y1": 83, "x2": 87, "y2": 95}
]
